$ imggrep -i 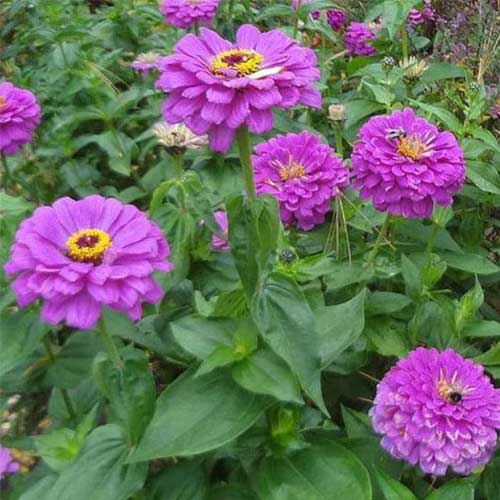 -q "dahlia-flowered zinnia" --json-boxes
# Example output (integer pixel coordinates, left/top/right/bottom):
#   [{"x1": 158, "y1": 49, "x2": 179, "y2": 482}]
[
  {"x1": 160, "y1": 0, "x2": 219, "y2": 29},
  {"x1": 0, "y1": 447, "x2": 19, "y2": 480},
  {"x1": 210, "y1": 210, "x2": 229, "y2": 251},
  {"x1": 344, "y1": 22, "x2": 376, "y2": 56},
  {"x1": 0, "y1": 82, "x2": 41, "y2": 155},
  {"x1": 4, "y1": 195, "x2": 173, "y2": 330},
  {"x1": 252, "y1": 132, "x2": 349, "y2": 231},
  {"x1": 370, "y1": 347, "x2": 500, "y2": 476},
  {"x1": 156, "y1": 24, "x2": 321, "y2": 153},
  {"x1": 352, "y1": 108, "x2": 465, "y2": 218},
  {"x1": 130, "y1": 52, "x2": 162, "y2": 73},
  {"x1": 326, "y1": 9, "x2": 346, "y2": 31},
  {"x1": 407, "y1": 0, "x2": 435, "y2": 26}
]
